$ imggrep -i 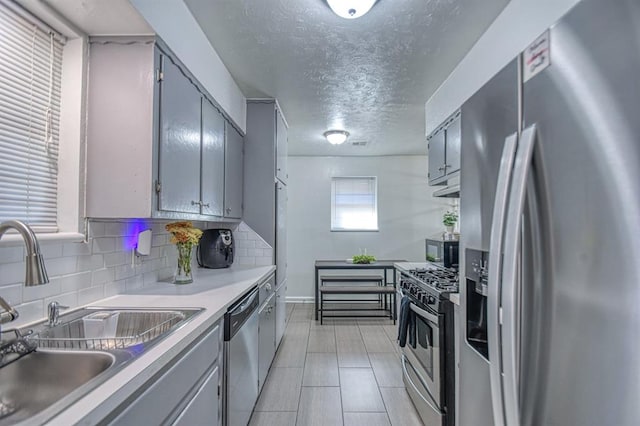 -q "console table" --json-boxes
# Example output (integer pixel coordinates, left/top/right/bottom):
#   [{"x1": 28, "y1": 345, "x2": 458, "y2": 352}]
[{"x1": 313, "y1": 260, "x2": 404, "y2": 321}]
